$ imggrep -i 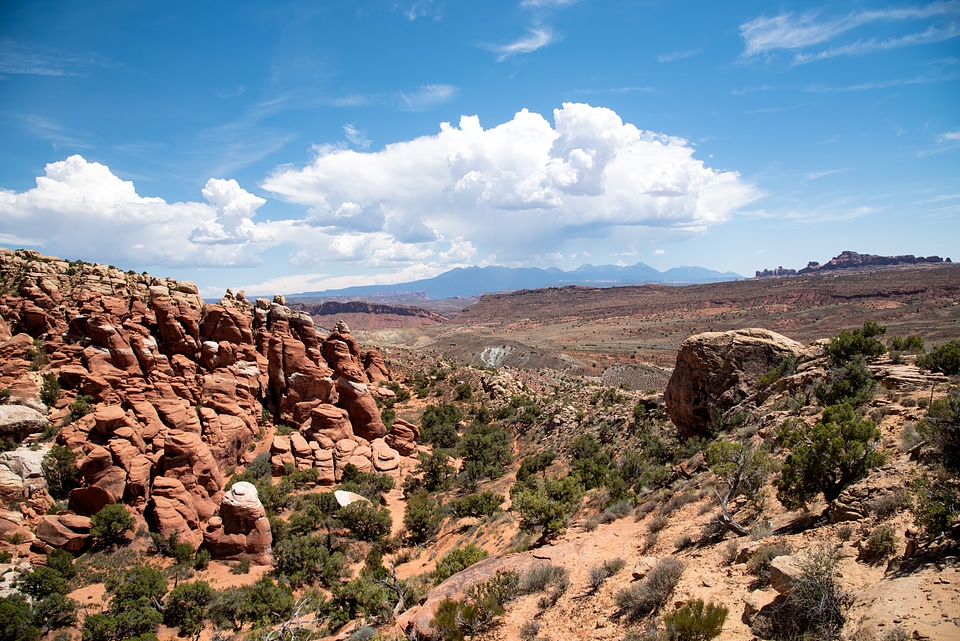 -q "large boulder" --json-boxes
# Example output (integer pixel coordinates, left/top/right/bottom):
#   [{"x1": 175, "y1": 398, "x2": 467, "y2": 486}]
[
  {"x1": 147, "y1": 476, "x2": 202, "y2": 549},
  {"x1": 35, "y1": 514, "x2": 92, "y2": 552},
  {"x1": 664, "y1": 328, "x2": 807, "y2": 439},
  {"x1": 202, "y1": 481, "x2": 272, "y2": 564},
  {"x1": 0, "y1": 405, "x2": 49, "y2": 442}
]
